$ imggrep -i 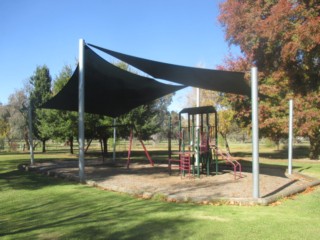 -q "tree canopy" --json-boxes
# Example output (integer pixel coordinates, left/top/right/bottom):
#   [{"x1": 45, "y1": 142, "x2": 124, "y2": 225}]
[
  {"x1": 47, "y1": 65, "x2": 78, "y2": 153},
  {"x1": 116, "y1": 62, "x2": 174, "y2": 141},
  {"x1": 219, "y1": 0, "x2": 320, "y2": 159},
  {"x1": 29, "y1": 65, "x2": 53, "y2": 152},
  {"x1": 0, "y1": 90, "x2": 29, "y2": 150}
]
